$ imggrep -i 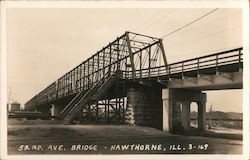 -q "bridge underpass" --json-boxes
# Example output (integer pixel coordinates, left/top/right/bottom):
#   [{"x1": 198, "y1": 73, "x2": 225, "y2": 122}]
[{"x1": 24, "y1": 32, "x2": 243, "y2": 134}]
